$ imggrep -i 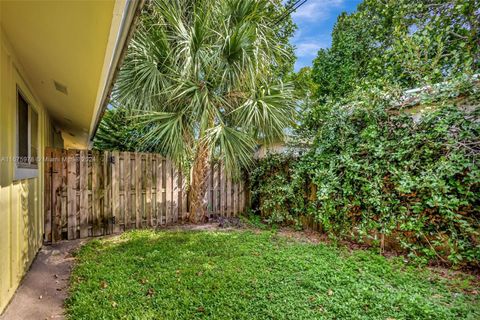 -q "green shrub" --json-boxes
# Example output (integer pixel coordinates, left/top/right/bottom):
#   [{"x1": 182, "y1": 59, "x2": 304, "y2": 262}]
[{"x1": 251, "y1": 79, "x2": 480, "y2": 266}]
